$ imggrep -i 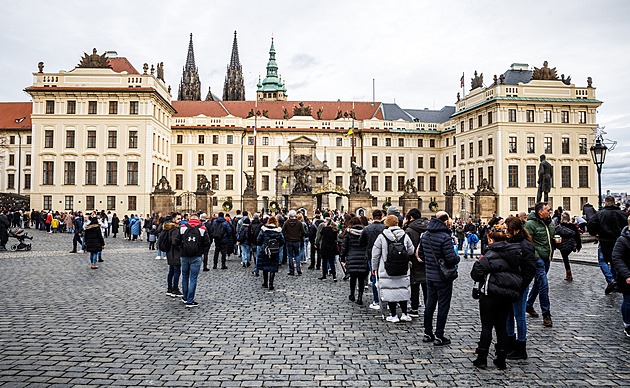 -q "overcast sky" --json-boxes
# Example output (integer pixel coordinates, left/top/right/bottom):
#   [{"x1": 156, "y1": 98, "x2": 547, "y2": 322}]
[{"x1": 1, "y1": 0, "x2": 628, "y2": 192}]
